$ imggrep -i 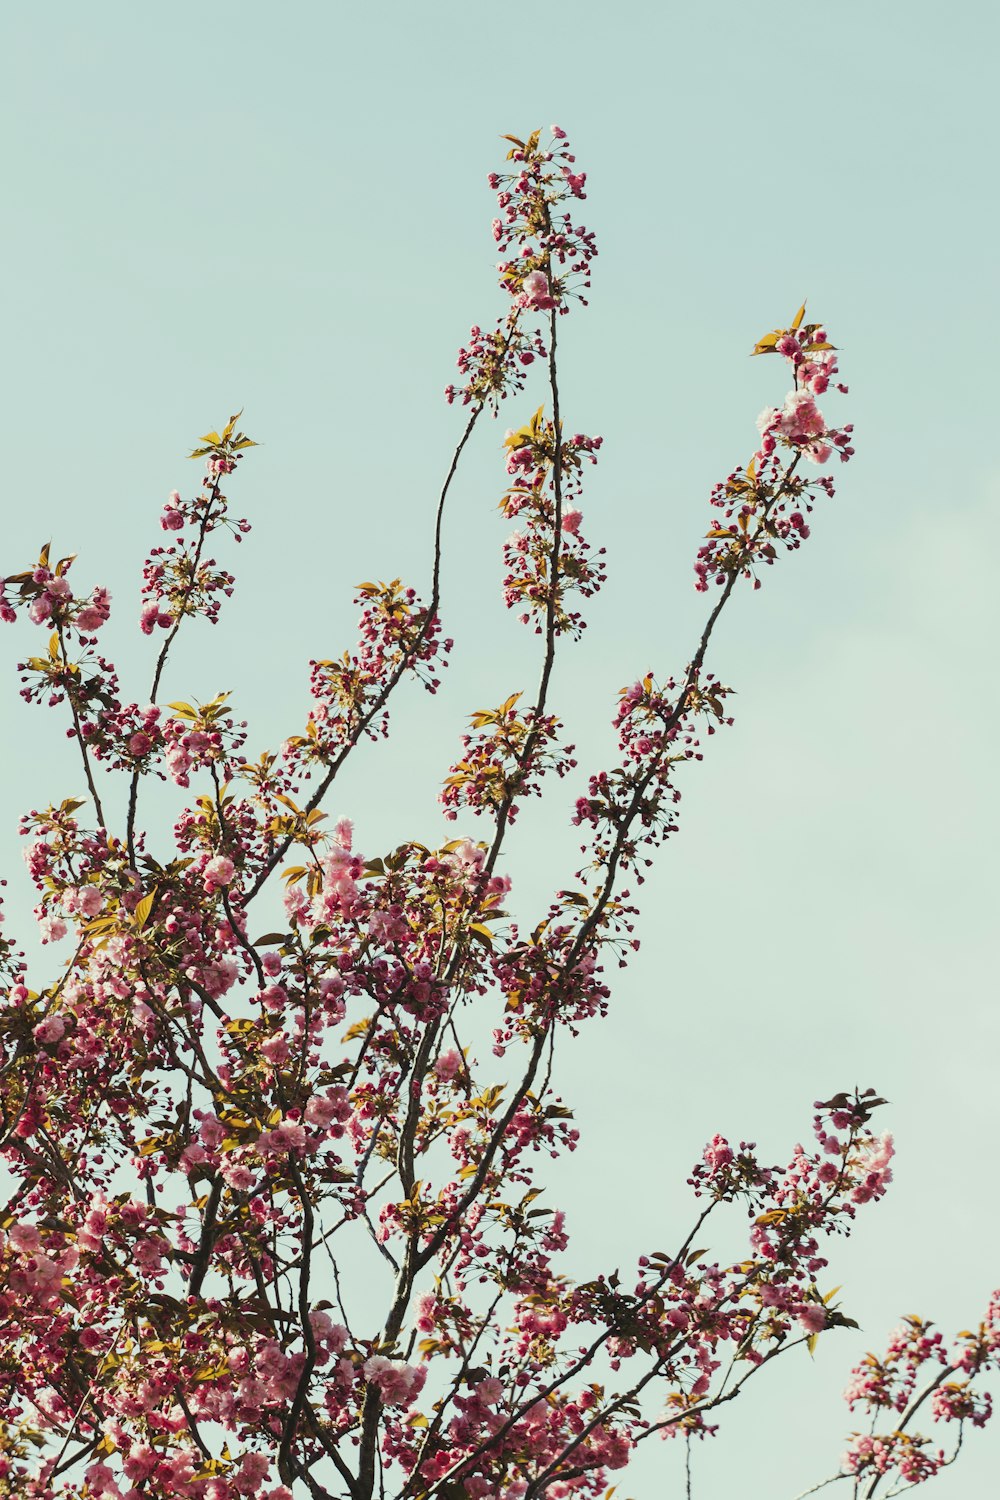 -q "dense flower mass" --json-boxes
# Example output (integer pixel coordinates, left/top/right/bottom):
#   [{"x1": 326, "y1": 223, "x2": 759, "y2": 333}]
[{"x1": 0, "y1": 130, "x2": 991, "y2": 1500}]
